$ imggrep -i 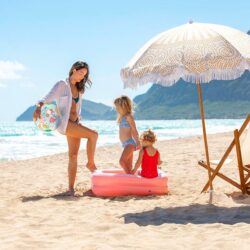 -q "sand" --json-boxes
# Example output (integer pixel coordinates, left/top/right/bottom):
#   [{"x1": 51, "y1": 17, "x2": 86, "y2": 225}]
[{"x1": 1, "y1": 132, "x2": 250, "y2": 250}]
